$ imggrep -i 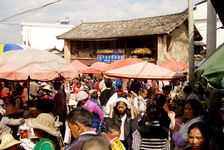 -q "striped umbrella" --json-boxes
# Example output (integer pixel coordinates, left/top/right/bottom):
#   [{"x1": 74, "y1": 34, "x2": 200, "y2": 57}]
[{"x1": 0, "y1": 43, "x2": 23, "y2": 54}]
